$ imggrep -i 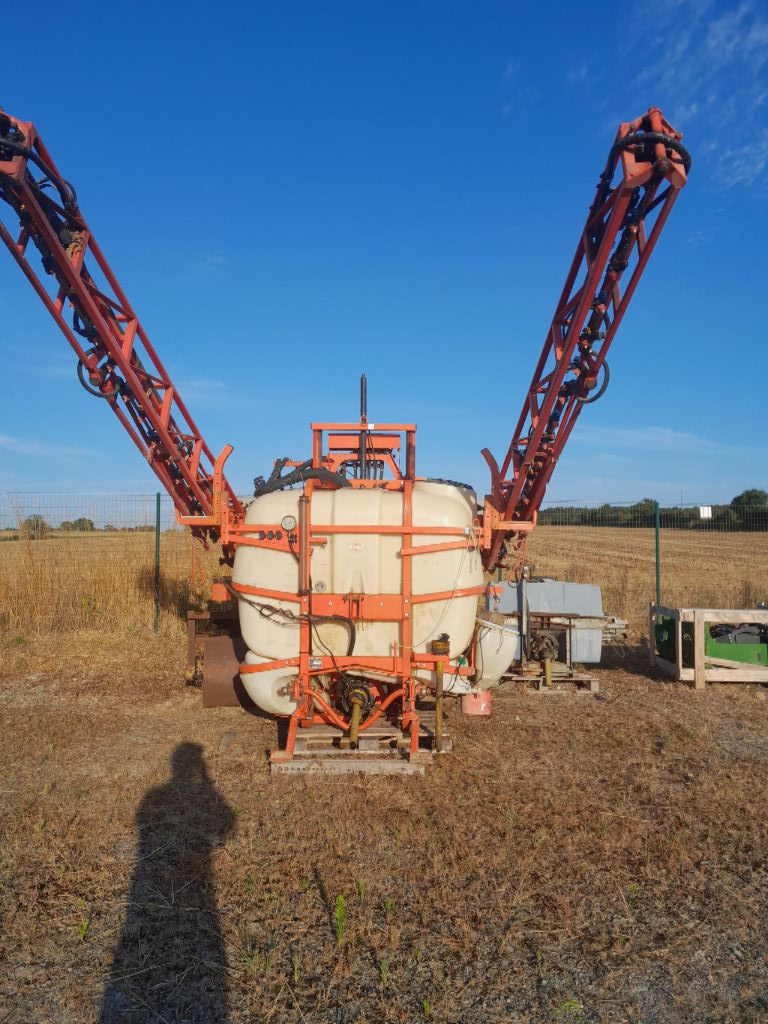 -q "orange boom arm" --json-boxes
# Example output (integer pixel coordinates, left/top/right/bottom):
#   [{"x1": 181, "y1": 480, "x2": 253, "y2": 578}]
[
  {"x1": 0, "y1": 110, "x2": 242, "y2": 549},
  {"x1": 480, "y1": 108, "x2": 691, "y2": 574}
]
